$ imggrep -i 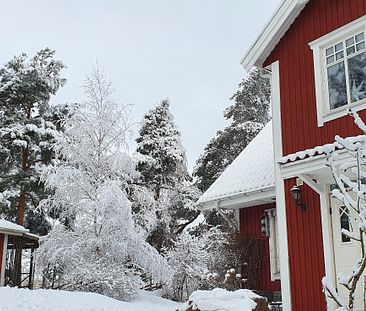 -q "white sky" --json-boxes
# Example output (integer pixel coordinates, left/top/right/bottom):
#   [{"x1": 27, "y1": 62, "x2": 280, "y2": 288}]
[{"x1": 0, "y1": 0, "x2": 281, "y2": 172}]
